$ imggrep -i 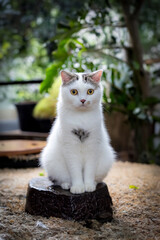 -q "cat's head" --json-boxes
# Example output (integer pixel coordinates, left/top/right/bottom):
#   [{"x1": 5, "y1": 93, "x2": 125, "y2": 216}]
[{"x1": 59, "y1": 70, "x2": 103, "y2": 111}]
